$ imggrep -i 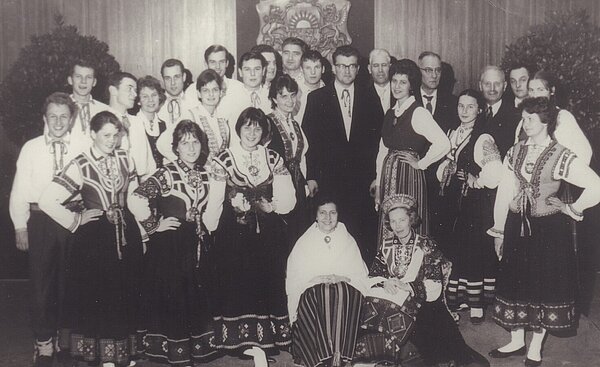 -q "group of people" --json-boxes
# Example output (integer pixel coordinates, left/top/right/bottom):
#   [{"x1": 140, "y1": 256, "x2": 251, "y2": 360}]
[{"x1": 9, "y1": 36, "x2": 600, "y2": 367}]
